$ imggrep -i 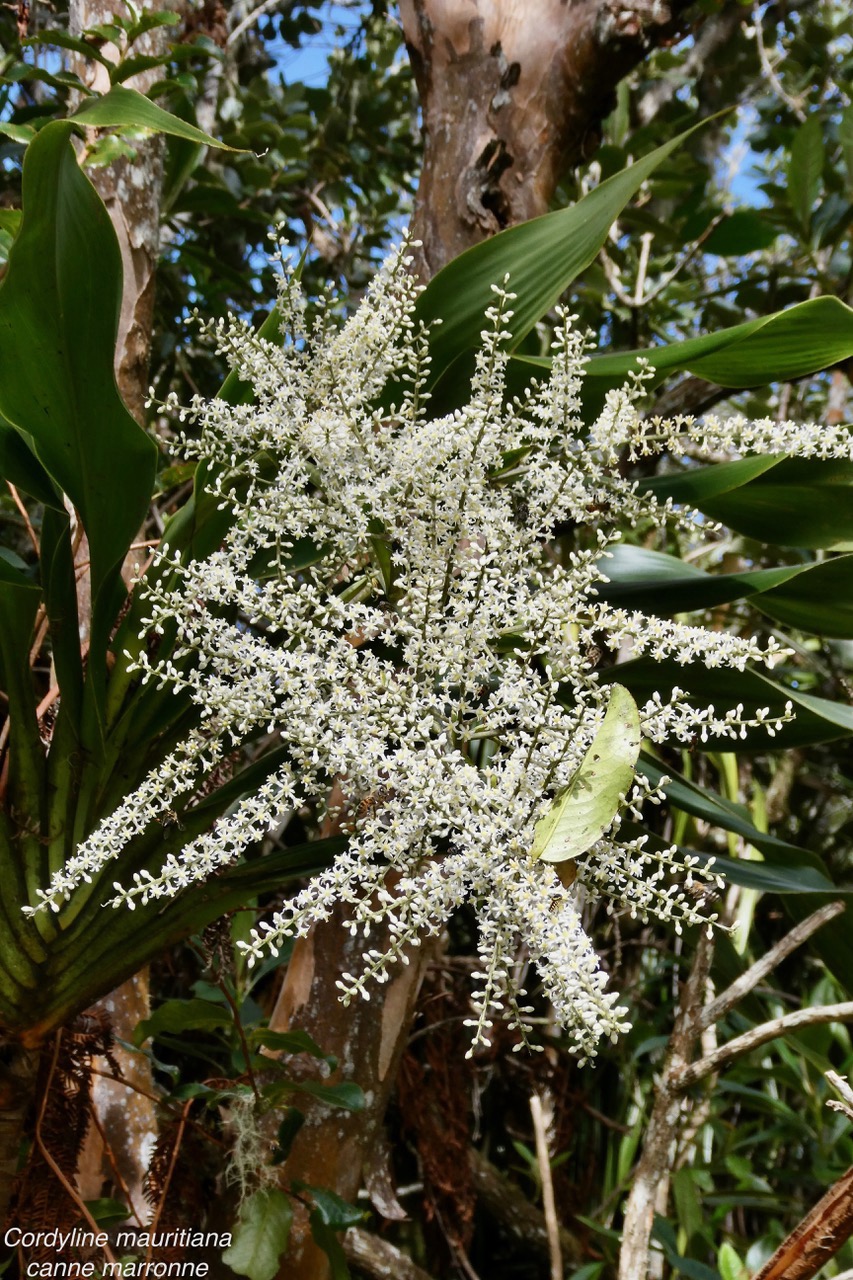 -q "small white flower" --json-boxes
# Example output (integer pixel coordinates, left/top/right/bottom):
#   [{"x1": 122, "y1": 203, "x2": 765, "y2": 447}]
[{"x1": 28, "y1": 238, "x2": 845, "y2": 1059}]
